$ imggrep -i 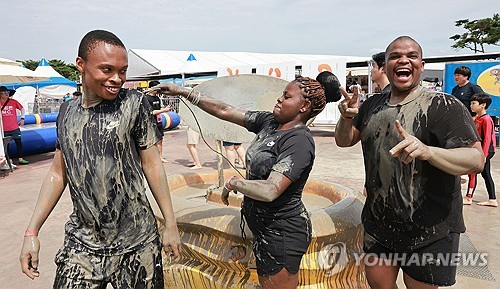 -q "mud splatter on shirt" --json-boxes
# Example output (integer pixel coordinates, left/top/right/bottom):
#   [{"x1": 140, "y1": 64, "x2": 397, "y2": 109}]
[
  {"x1": 243, "y1": 111, "x2": 315, "y2": 219},
  {"x1": 56, "y1": 89, "x2": 161, "y2": 255},
  {"x1": 354, "y1": 87, "x2": 480, "y2": 251}
]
